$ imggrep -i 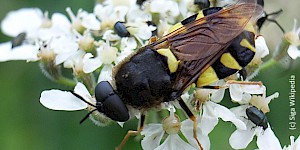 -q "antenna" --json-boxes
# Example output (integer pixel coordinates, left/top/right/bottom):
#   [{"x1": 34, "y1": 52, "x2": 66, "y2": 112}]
[{"x1": 69, "y1": 91, "x2": 98, "y2": 124}]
